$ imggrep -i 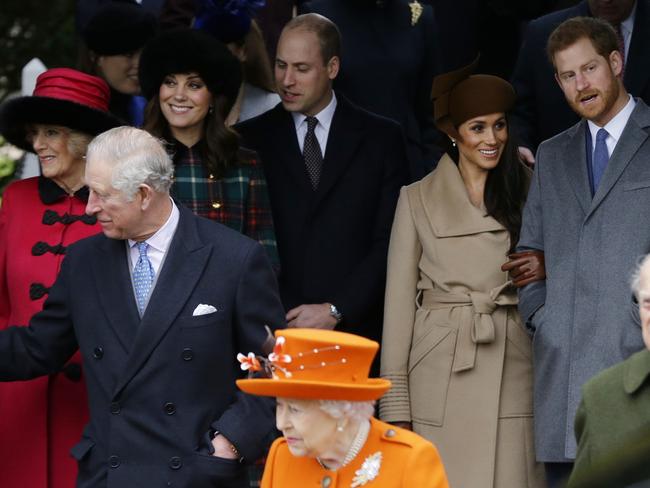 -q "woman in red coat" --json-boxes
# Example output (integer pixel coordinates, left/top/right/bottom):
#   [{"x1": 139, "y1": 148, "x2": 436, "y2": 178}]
[{"x1": 0, "y1": 68, "x2": 120, "y2": 488}]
